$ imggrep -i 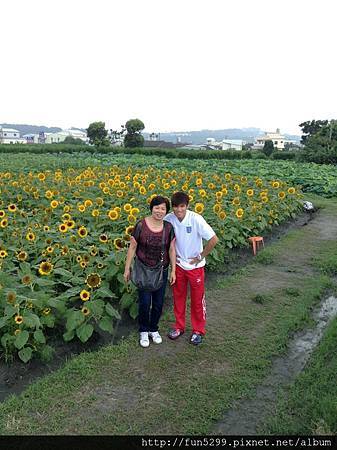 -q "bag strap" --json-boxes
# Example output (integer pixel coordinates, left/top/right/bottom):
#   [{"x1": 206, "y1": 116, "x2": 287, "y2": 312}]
[
  {"x1": 160, "y1": 221, "x2": 166, "y2": 264},
  {"x1": 133, "y1": 220, "x2": 143, "y2": 242}
]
